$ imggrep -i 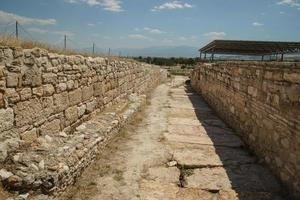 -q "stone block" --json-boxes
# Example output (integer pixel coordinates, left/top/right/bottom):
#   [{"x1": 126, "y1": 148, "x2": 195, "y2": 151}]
[
  {"x1": 82, "y1": 86, "x2": 94, "y2": 101},
  {"x1": 14, "y1": 98, "x2": 43, "y2": 127},
  {"x1": 41, "y1": 96, "x2": 54, "y2": 117},
  {"x1": 78, "y1": 104, "x2": 86, "y2": 117},
  {"x1": 69, "y1": 88, "x2": 82, "y2": 106},
  {"x1": 6, "y1": 72, "x2": 20, "y2": 87},
  {"x1": 65, "y1": 106, "x2": 78, "y2": 124},
  {"x1": 43, "y1": 84, "x2": 55, "y2": 96},
  {"x1": 286, "y1": 85, "x2": 300, "y2": 102},
  {"x1": 21, "y1": 128, "x2": 37, "y2": 143},
  {"x1": 284, "y1": 73, "x2": 300, "y2": 84},
  {"x1": 42, "y1": 73, "x2": 57, "y2": 84},
  {"x1": 32, "y1": 86, "x2": 43, "y2": 97},
  {"x1": 0, "y1": 108, "x2": 14, "y2": 132},
  {"x1": 22, "y1": 65, "x2": 42, "y2": 87},
  {"x1": 57, "y1": 82, "x2": 67, "y2": 92},
  {"x1": 19, "y1": 88, "x2": 32, "y2": 101},
  {"x1": 53, "y1": 92, "x2": 69, "y2": 112},
  {"x1": 5, "y1": 88, "x2": 20, "y2": 103},
  {"x1": 66, "y1": 80, "x2": 74, "y2": 90},
  {"x1": 86, "y1": 99, "x2": 97, "y2": 113},
  {"x1": 94, "y1": 82, "x2": 104, "y2": 96},
  {"x1": 0, "y1": 92, "x2": 4, "y2": 108},
  {"x1": 39, "y1": 119, "x2": 61, "y2": 135}
]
